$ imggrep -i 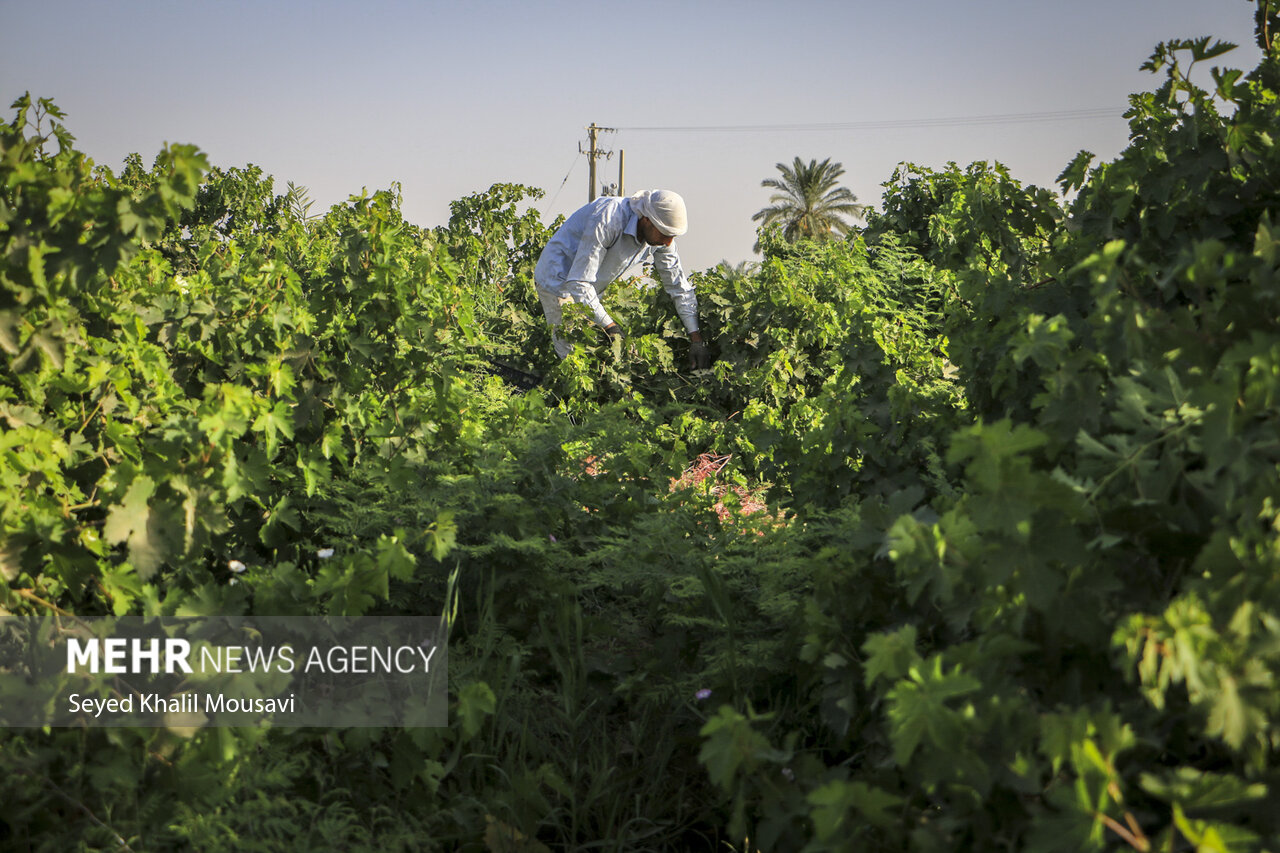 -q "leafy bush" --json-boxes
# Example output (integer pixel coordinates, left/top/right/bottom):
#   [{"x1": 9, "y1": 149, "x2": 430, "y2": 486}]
[{"x1": 3, "y1": 7, "x2": 1280, "y2": 850}]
